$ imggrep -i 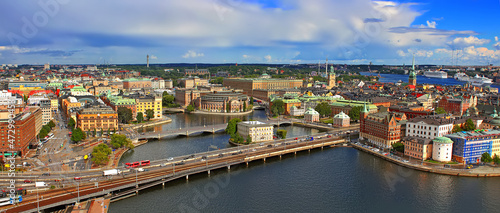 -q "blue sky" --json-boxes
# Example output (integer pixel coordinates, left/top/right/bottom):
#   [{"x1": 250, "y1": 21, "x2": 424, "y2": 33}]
[{"x1": 0, "y1": 0, "x2": 499, "y2": 65}]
